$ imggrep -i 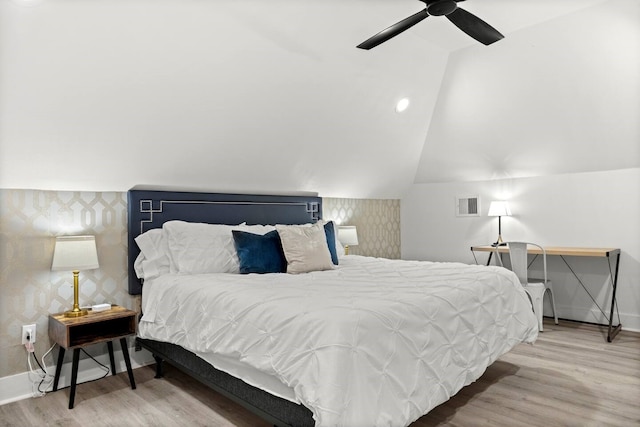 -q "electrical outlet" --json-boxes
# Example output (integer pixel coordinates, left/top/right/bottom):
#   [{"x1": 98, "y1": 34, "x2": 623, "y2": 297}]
[{"x1": 22, "y1": 324, "x2": 36, "y2": 344}]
